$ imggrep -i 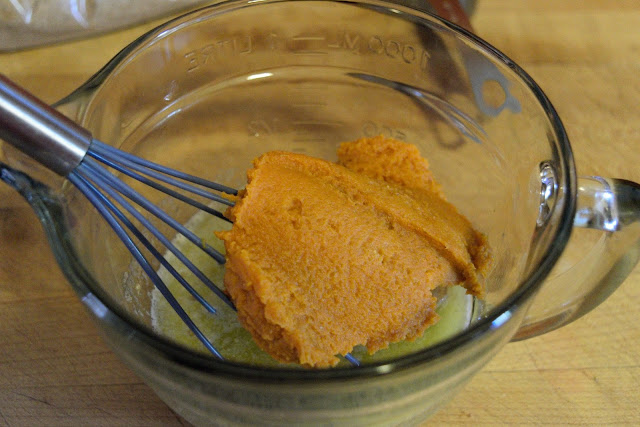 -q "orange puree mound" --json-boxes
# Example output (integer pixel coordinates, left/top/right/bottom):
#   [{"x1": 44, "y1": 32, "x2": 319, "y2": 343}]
[
  {"x1": 337, "y1": 135, "x2": 444, "y2": 197},
  {"x1": 216, "y1": 136, "x2": 491, "y2": 368}
]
